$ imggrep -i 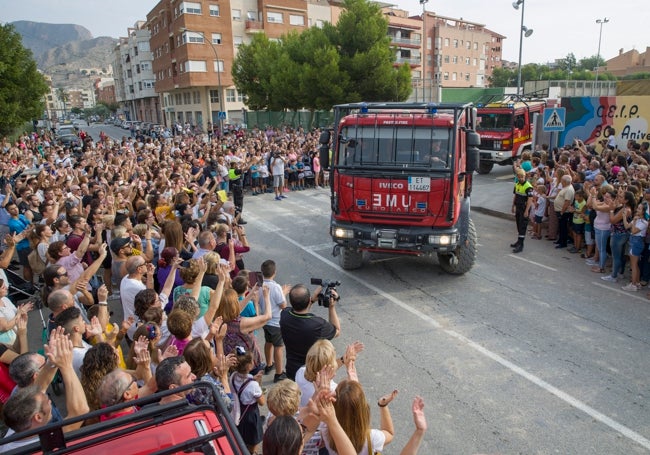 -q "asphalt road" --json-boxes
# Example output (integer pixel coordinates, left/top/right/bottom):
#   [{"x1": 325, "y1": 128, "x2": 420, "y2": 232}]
[
  {"x1": 236, "y1": 187, "x2": 649, "y2": 454},
  {"x1": 27, "y1": 125, "x2": 649, "y2": 454}
]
